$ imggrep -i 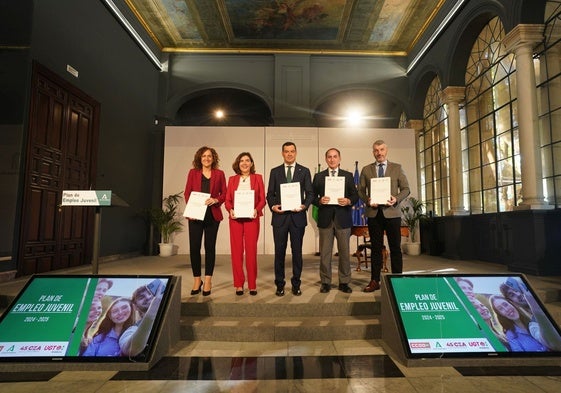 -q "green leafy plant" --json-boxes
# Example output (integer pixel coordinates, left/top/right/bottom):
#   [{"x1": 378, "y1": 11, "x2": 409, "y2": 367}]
[
  {"x1": 401, "y1": 197, "x2": 428, "y2": 243},
  {"x1": 148, "y1": 192, "x2": 184, "y2": 243}
]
